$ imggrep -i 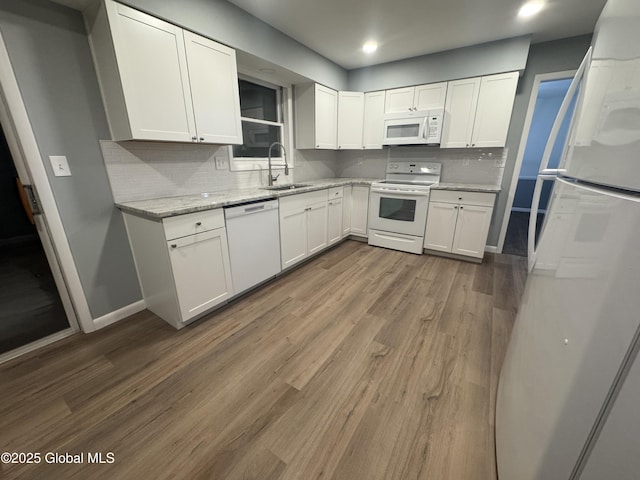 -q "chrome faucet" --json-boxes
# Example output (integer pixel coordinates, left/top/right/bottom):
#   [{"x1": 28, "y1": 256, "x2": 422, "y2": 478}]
[{"x1": 267, "y1": 142, "x2": 289, "y2": 186}]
